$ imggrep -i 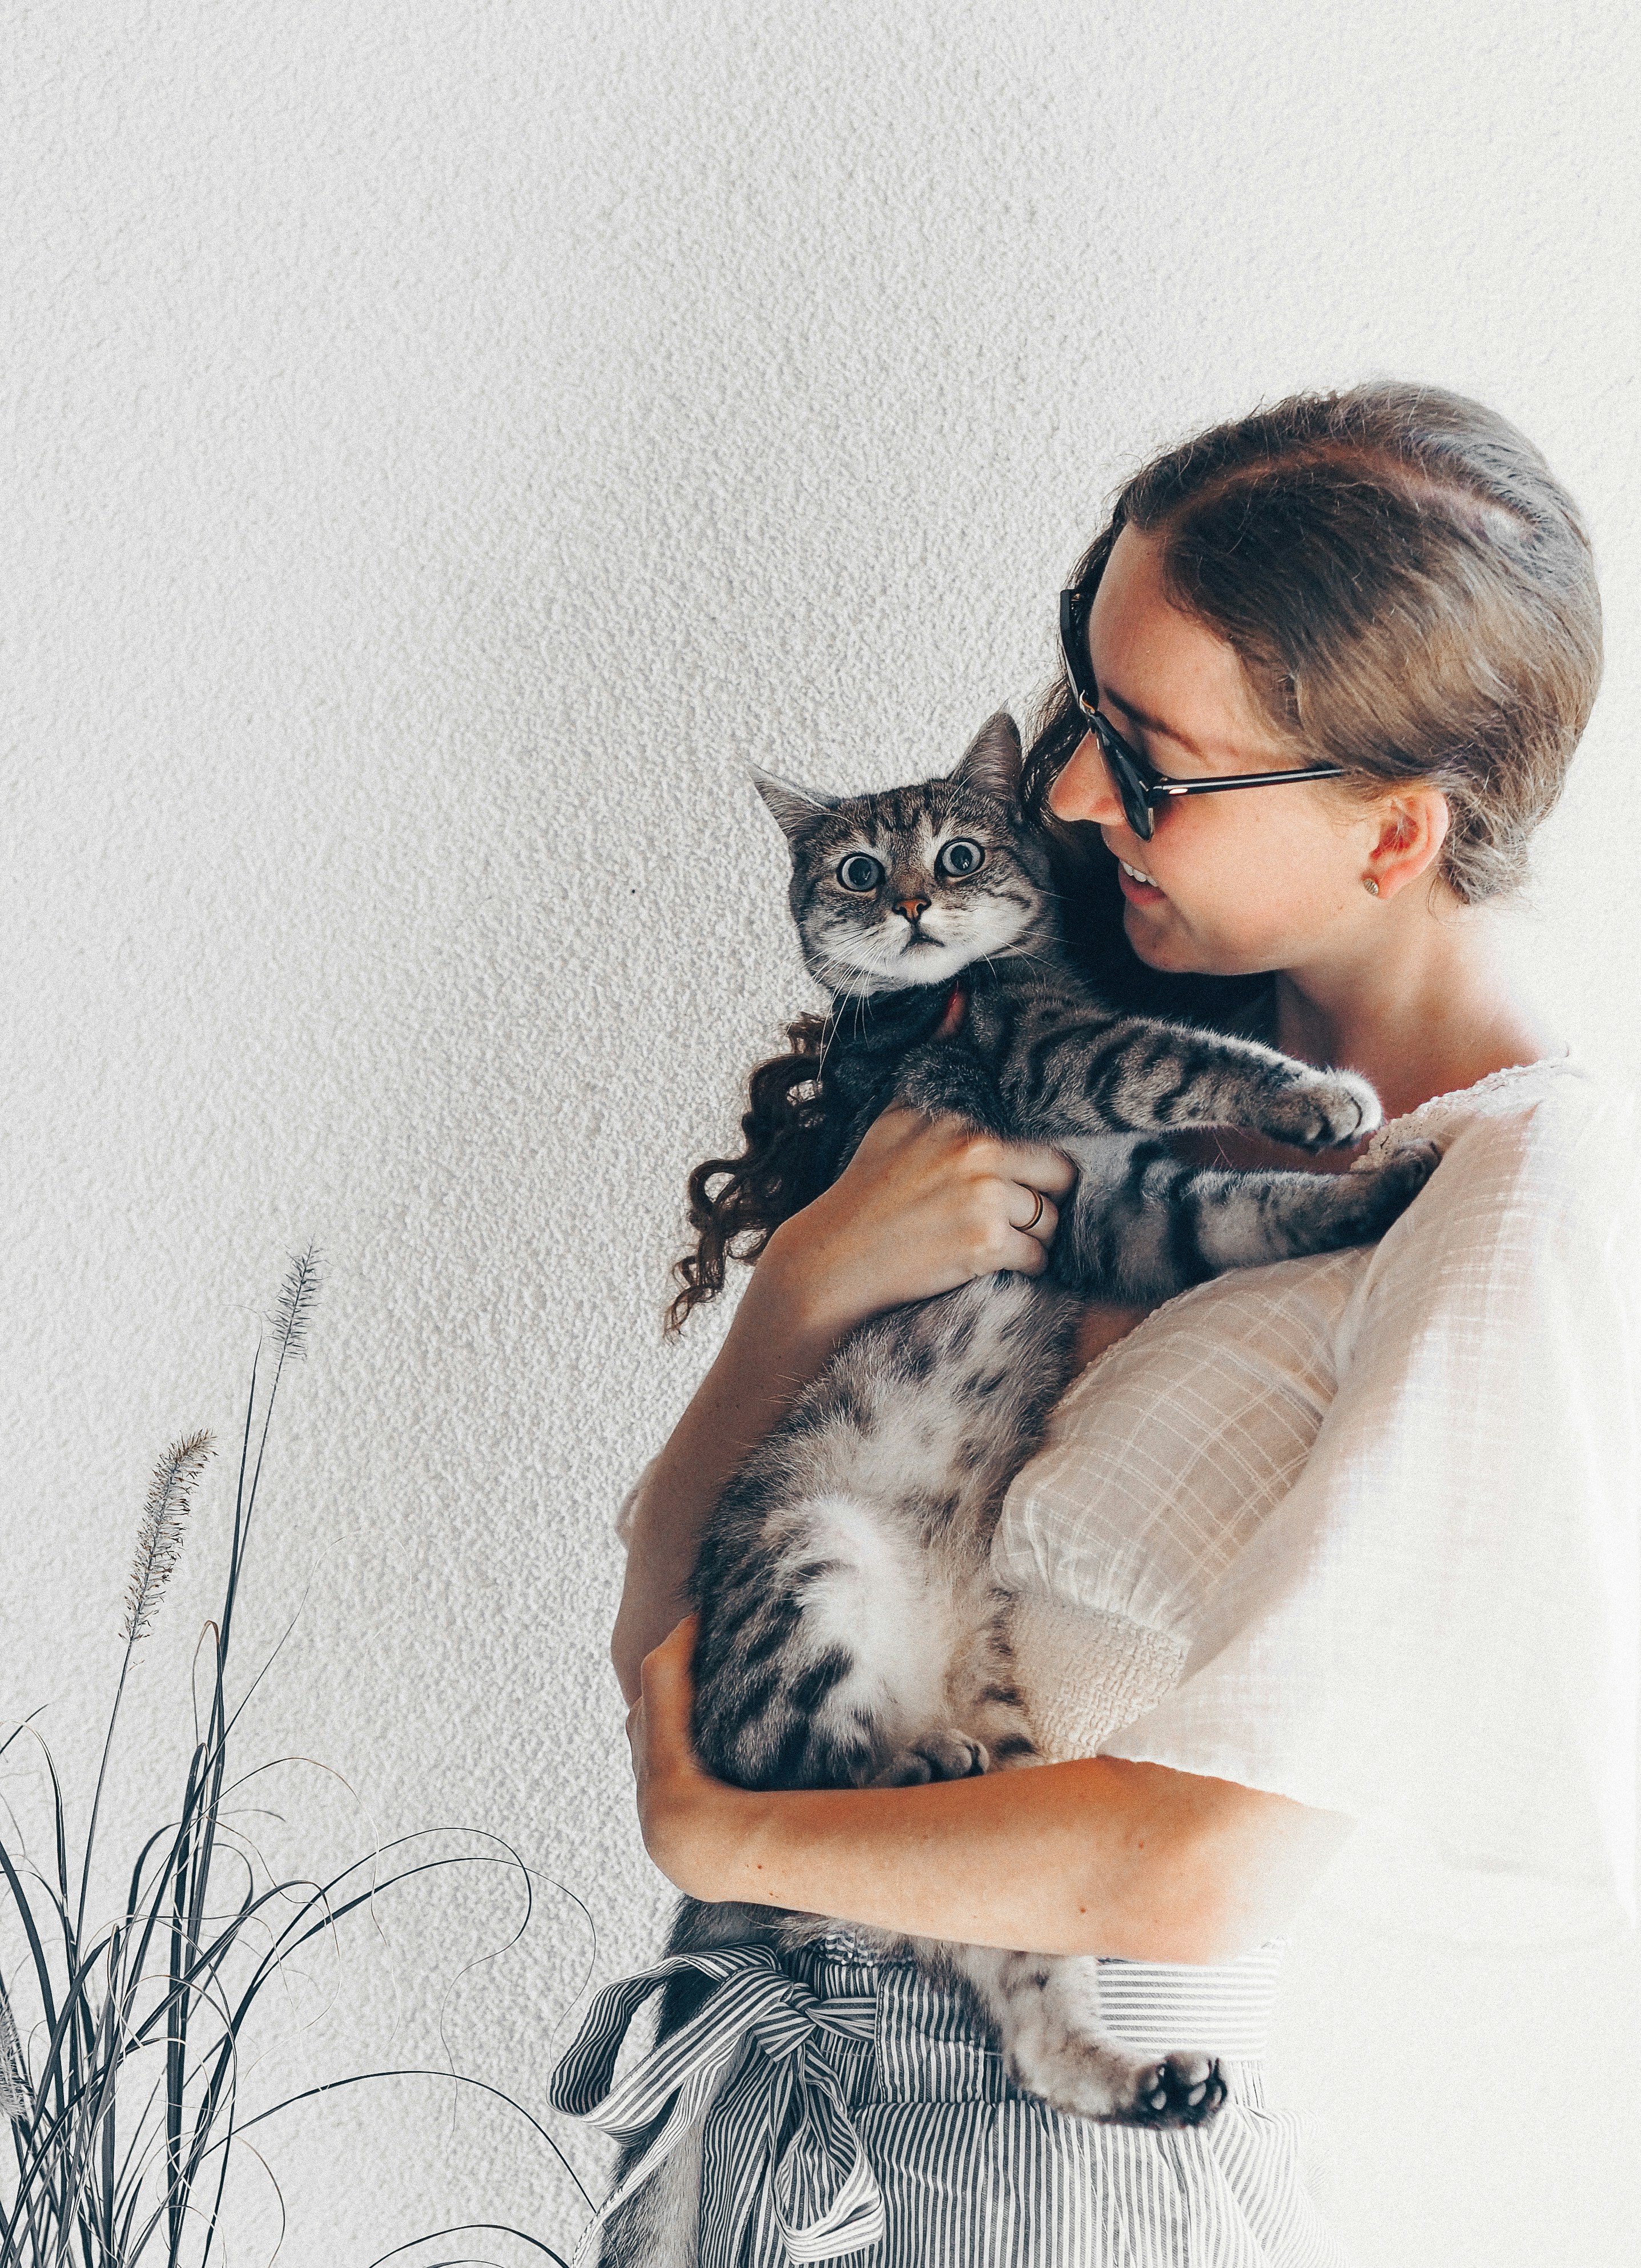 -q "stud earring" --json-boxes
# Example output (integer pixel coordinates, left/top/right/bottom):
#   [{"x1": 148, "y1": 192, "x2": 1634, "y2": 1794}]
[{"x1": 1362, "y1": 876, "x2": 1381, "y2": 897}]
